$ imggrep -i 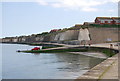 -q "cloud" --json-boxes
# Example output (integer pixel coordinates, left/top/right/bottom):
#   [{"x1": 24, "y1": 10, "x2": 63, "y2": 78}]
[
  {"x1": 51, "y1": 3, "x2": 61, "y2": 8},
  {"x1": 81, "y1": 7, "x2": 98, "y2": 12},
  {"x1": 36, "y1": 0, "x2": 48, "y2": 5},
  {"x1": 36, "y1": 0, "x2": 119, "y2": 12}
]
